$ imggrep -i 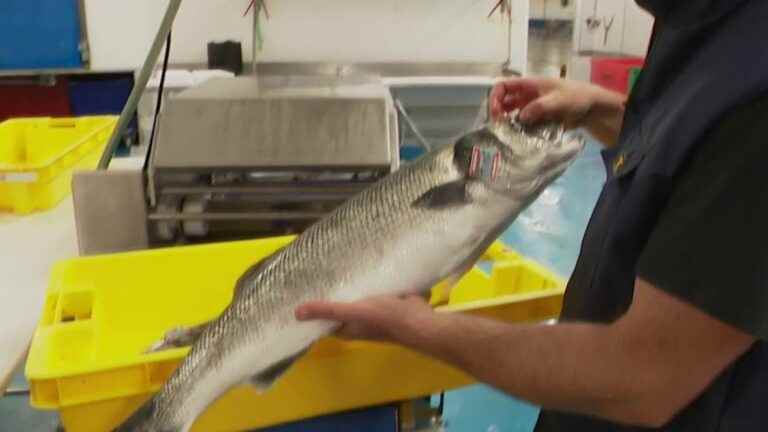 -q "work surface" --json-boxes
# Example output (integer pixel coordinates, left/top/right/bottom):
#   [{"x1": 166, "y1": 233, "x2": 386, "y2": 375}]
[
  {"x1": 0, "y1": 157, "x2": 144, "y2": 393},
  {"x1": 0, "y1": 201, "x2": 78, "y2": 392}
]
